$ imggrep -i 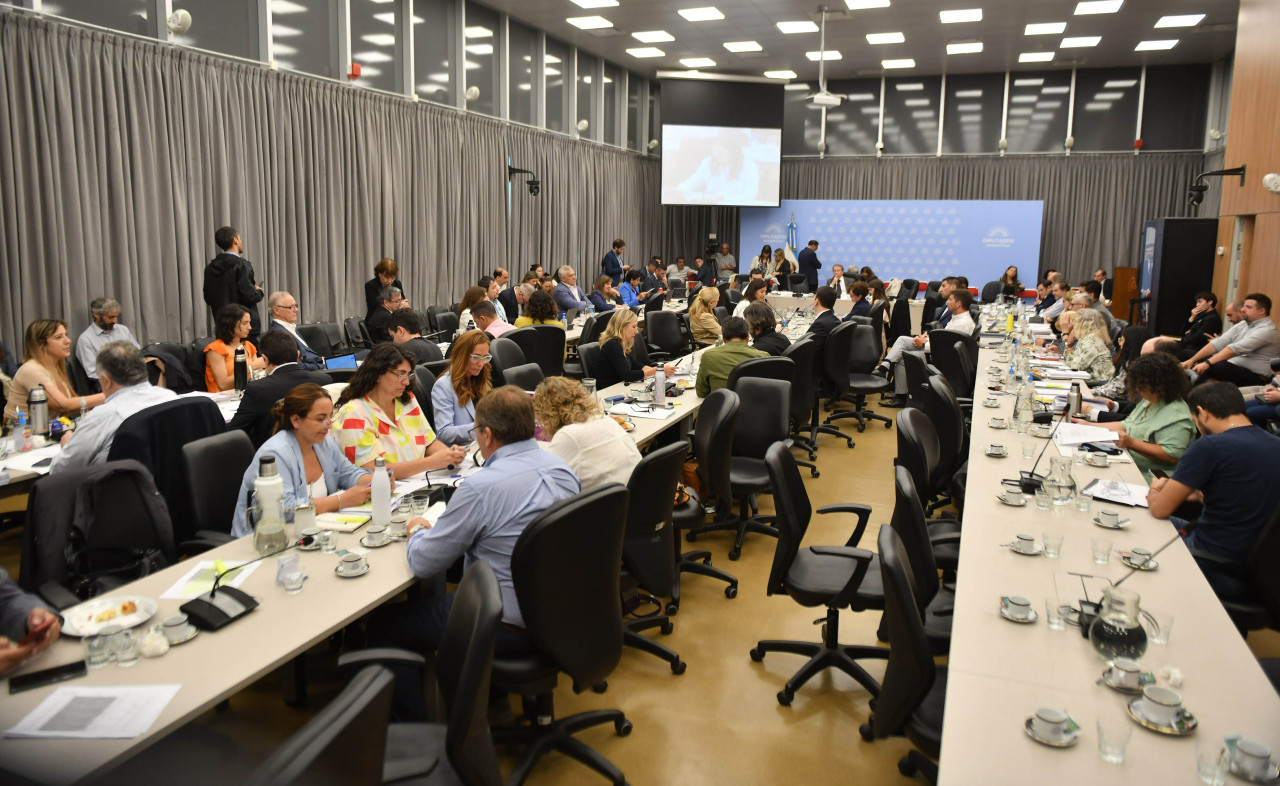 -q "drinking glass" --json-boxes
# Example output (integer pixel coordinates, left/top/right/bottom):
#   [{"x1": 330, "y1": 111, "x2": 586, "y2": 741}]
[
  {"x1": 1091, "y1": 537, "x2": 1113, "y2": 565},
  {"x1": 84, "y1": 634, "x2": 113, "y2": 669},
  {"x1": 411, "y1": 492, "x2": 430, "y2": 519},
  {"x1": 114, "y1": 630, "x2": 140, "y2": 668},
  {"x1": 1021, "y1": 441, "x2": 1036, "y2": 461},
  {"x1": 1196, "y1": 737, "x2": 1229, "y2": 785},
  {"x1": 1042, "y1": 532, "x2": 1064, "y2": 559},
  {"x1": 1147, "y1": 609, "x2": 1174, "y2": 645},
  {"x1": 1034, "y1": 489, "x2": 1051, "y2": 510},
  {"x1": 283, "y1": 571, "x2": 305, "y2": 595},
  {"x1": 582, "y1": 378, "x2": 597, "y2": 402},
  {"x1": 1075, "y1": 492, "x2": 1093, "y2": 515},
  {"x1": 1074, "y1": 447, "x2": 1087, "y2": 466},
  {"x1": 318, "y1": 530, "x2": 336, "y2": 554},
  {"x1": 1097, "y1": 717, "x2": 1132, "y2": 764},
  {"x1": 1044, "y1": 598, "x2": 1066, "y2": 630}
]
